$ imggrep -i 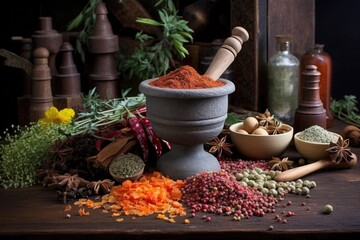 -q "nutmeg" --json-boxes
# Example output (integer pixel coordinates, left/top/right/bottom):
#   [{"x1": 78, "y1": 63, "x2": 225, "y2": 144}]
[
  {"x1": 342, "y1": 125, "x2": 360, "y2": 147},
  {"x1": 348, "y1": 130, "x2": 360, "y2": 146}
]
